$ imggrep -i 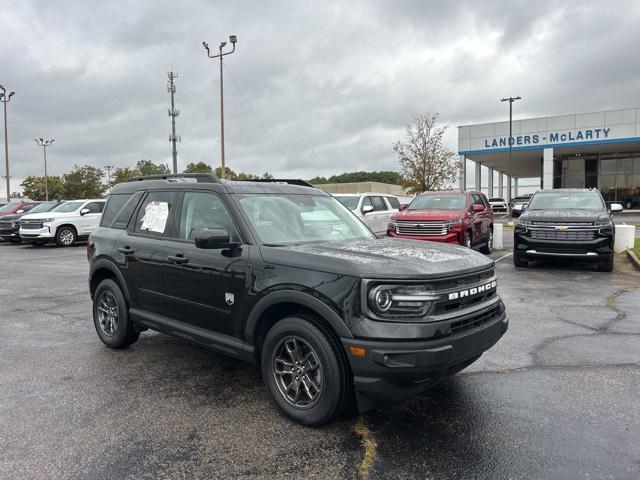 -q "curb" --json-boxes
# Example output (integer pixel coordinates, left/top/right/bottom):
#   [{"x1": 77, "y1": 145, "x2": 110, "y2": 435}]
[{"x1": 627, "y1": 249, "x2": 640, "y2": 270}]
